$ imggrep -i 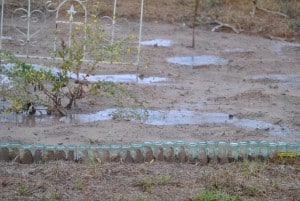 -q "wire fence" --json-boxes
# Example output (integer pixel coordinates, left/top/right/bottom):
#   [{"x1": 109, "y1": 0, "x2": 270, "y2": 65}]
[{"x1": 0, "y1": 0, "x2": 144, "y2": 65}]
